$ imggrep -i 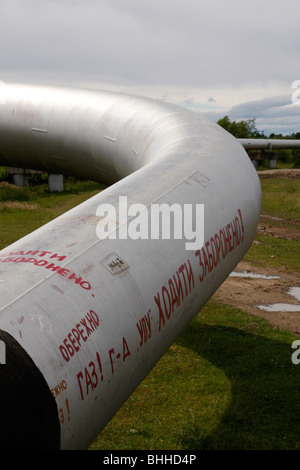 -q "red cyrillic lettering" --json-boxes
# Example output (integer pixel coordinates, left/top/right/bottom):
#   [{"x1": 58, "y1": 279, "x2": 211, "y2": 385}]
[
  {"x1": 195, "y1": 249, "x2": 204, "y2": 282},
  {"x1": 185, "y1": 260, "x2": 194, "y2": 292},
  {"x1": 145, "y1": 311, "x2": 151, "y2": 339},
  {"x1": 238, "y1": 208, "x2": 244, "y2": 241},
  {"x1": 72, "y1": 328, "x2": 81, "y2": 348},
  {"x1": 201, "y1": 246, "x2": 209, "y2": 276},
  {"x1": 168, "y1": 278, "x2": 178, "y2": 313},
  {"x1": 219, "y1": 228, "x2": 228, "y2": 259},
  {"x1": 38, "y1": 251, "x2": 51, "y2": 257},
  {"x1": 173, "y1": 272, "x2": 184, "y2": 305},
  {"x1": 45, "y1": 263, "x2": 61, "y2": 272},
  {"x1": 68, "y1": 332, "x2": 79, "y2": 352},
  {"x1": 34, "y1": 259, "x2": 48, "y2": 266},
  {"x1": 122, "y1": 337, "x2": 130, "y2": 361},
  {"x1": 63, "y1": 337, "x2": 74, "y2": 358},
  {"x1": 155, "y1": 292, "x2": 165, "y2": 331},
  {"x1": 76, "y1": 322, "x2": 88, "y2": 342},
  {"x1": 79, "y1": 280, "x2": 91, "y2": 290},
  {"x1": 178, "y1": 264, "x2": 188, "y2": 296},
  {"x1": 162, "y1": 285, "x2": 171, "y2": 319},
  {"x1": 210, "y1": 236, "x2": 218, "y2": 267},
  {"x1": 226, "y1": 223, "x2": 233, "y2": 252},
  {"x1": 89, "y1": 310, "x2": 99, "y2": 327},
  {"x1": 59, "y1": 344, "x2": 70, "y2": 362},
  {"x1": 68, "y1": 272, "x2": 82, "y2": 284},
  {"x1": 50, "y1": 253, "x2": 67, "y2": 261},
  {"x1": 57, "y1": 268, "x2": 70, "y2": 277},
  {"x1": 205, "y1": 241, "x2": 213, "y2": 272},
  {"x1": 137, "y1": 321, "x2": 143, "y2": 346},
  {"x1": 89, "y1": 361, "x2": 98, "y2": 390},
  {"x1": 80, "y1": 318, "x2": 93, "y2": 337},
  {"x1": 77, "y1": 372, "x2": 84, "y2": 400},
  {"x1": 109, "y1": 348, "x2": 115, "y2": 374},
  {"x1": 85, "y1": 367, "x2": 93, "y2": 395},
  {"x1": 85, "y1": 311, "x2": 97, "y2": 331}
]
